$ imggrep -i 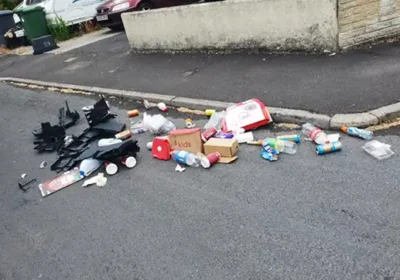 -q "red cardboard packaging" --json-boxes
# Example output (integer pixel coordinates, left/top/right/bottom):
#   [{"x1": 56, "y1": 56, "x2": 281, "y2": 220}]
[{"x1": 152, "y1": 137, "x2": 171, "y2": 160}]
